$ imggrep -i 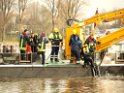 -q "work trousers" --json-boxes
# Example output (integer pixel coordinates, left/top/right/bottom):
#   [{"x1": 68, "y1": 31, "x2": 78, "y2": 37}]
[
  {"x1": 50, "y1": 46, "x2": 59, "y2": 62},
  {"x1": 31, "y1": 46, "x2": 37, "y2": 53},
  {"x1": 20, "y1": 50, "x2": 26, "y2": 60},
  {"x1": 71, "y1": 49, "x2": 80, "y2": 62},
  {"x1": 38, "y1": 52, "x2": 45, "y2": 64}
]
